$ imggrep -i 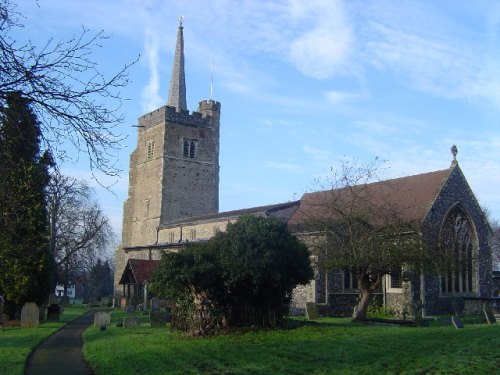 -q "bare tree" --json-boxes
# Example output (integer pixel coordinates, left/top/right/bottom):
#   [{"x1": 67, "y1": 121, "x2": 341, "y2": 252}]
[
  {"x1": 0, "y1": 0, "x2": 137, "y2": 176},
  {"x1": 292, "y1": 159, "x2": 451, "y2": 321},
  {"x1": 47, "y1": 169, "x2": 115, "y2": 296}
]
